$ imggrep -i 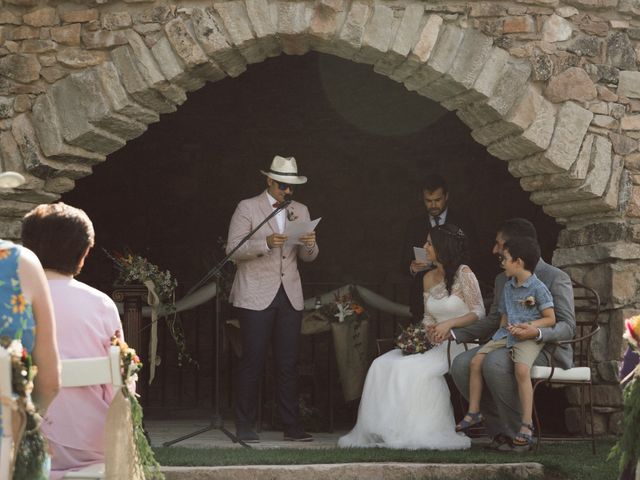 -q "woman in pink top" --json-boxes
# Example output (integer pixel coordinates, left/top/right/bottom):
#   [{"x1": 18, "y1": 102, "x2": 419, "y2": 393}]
[{"x1": 22, "y1": 203, "x2": 123, "y2": 479}]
